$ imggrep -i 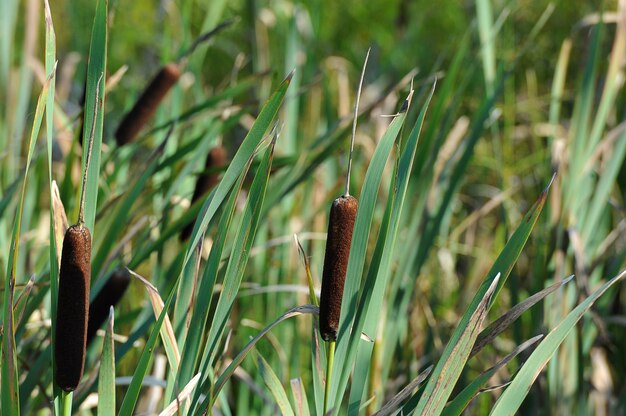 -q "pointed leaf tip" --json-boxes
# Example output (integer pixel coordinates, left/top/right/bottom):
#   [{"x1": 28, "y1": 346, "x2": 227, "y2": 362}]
[{"x1": 285, "y1": 69, "x2": 296, "y2": 83}]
